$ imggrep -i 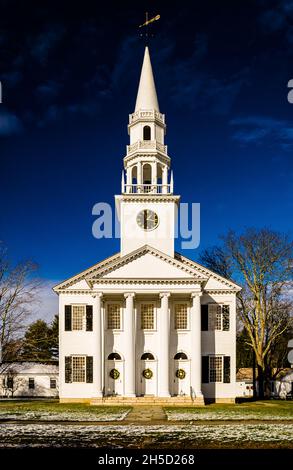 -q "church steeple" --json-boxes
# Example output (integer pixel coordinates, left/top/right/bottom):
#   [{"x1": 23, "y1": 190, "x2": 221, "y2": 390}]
[
  {"x1": 135, "y1": 46, "x2": 160, "y2": 112},
  {"x1": 122, "y1": 46, "x2": 172, "y2": 196},
  {"x1": 117, "y1": 46, "x2": 180, "y2": 257}
]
